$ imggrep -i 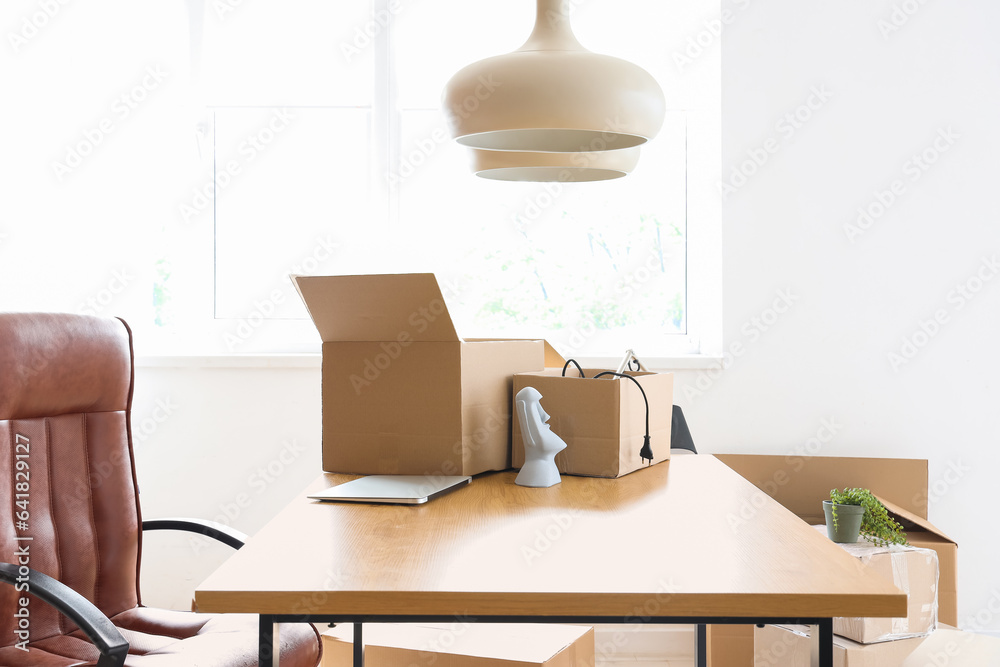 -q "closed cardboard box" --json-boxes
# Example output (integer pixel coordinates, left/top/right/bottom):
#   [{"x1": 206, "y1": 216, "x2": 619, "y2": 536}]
[
  {"x1": 755, "y1": 624, "x2": 934, "y2": 667},
  {"x1": 878, "y1": 497, "x2": 958, "y2": 631},
  {"x1": 294, "y1": 274, "x2": 546, "y2": 476},
  {"x1": 708, "y1": 624, "x2": 754, "y2": 667},
  {"x1": 322, "y1": 623, "x2": 595, "y2": 667},
  {"x1": 511, "y1": 369, "x2": 673, "y2": 478},
  {"x1": 811, "y1": 526, "x2": 938, "y2": 643}
]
